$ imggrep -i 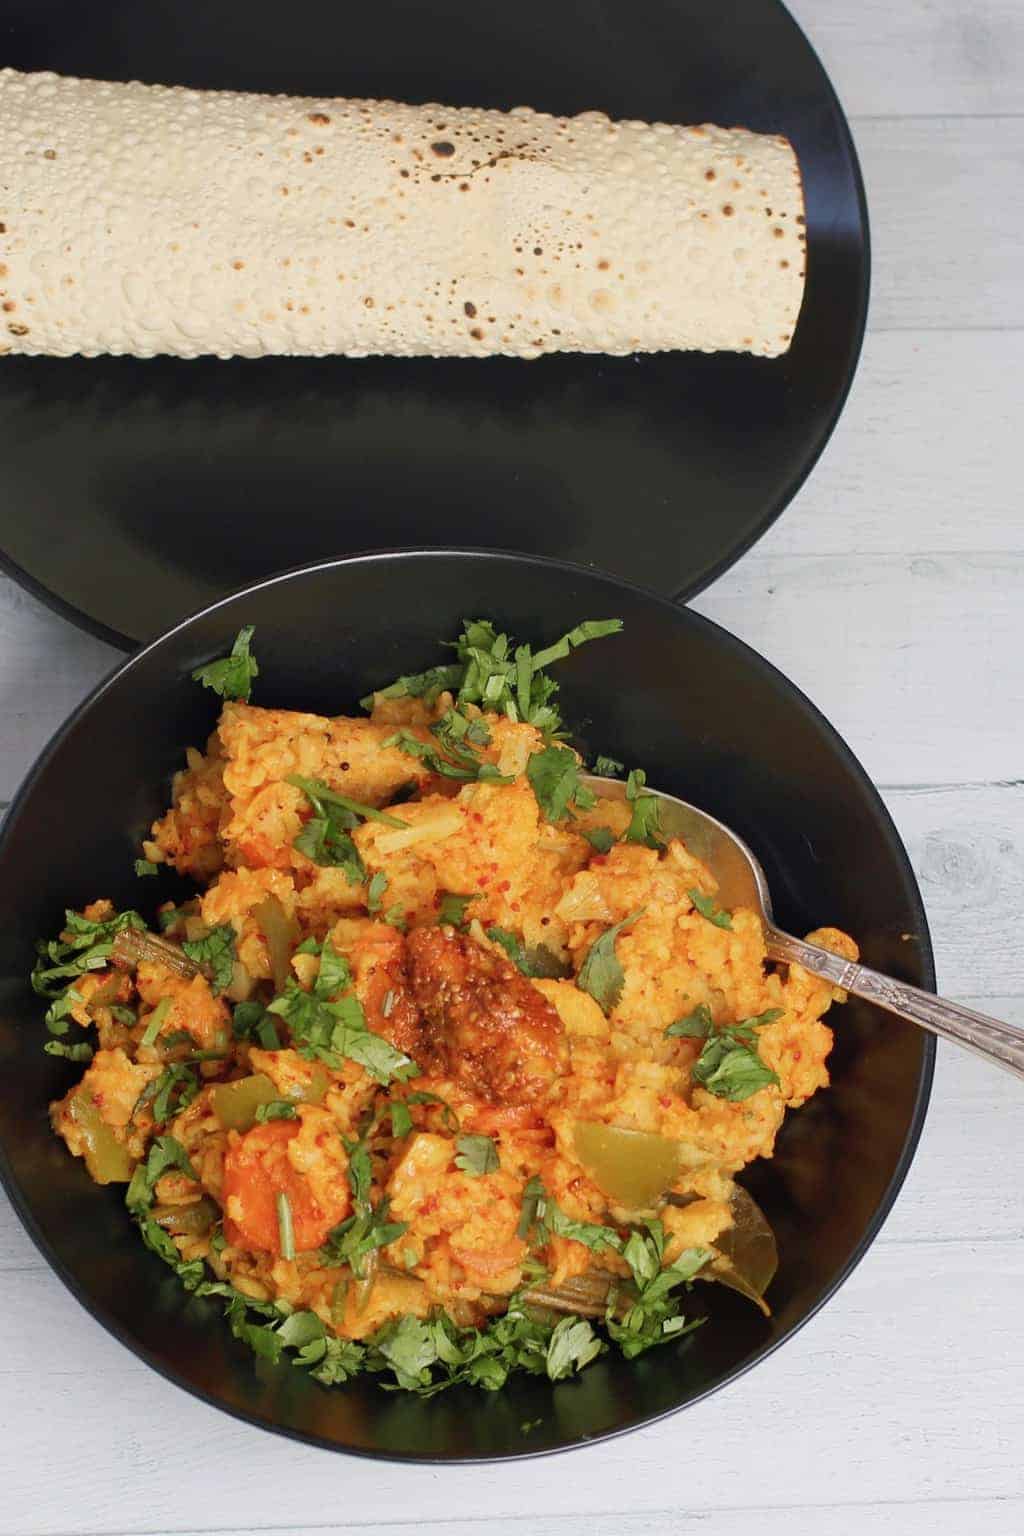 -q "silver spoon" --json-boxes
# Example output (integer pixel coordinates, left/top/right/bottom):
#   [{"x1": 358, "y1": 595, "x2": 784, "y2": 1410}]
[{"x1": 584, "y1": 775, "x2": 1024, "y2": 1081}]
